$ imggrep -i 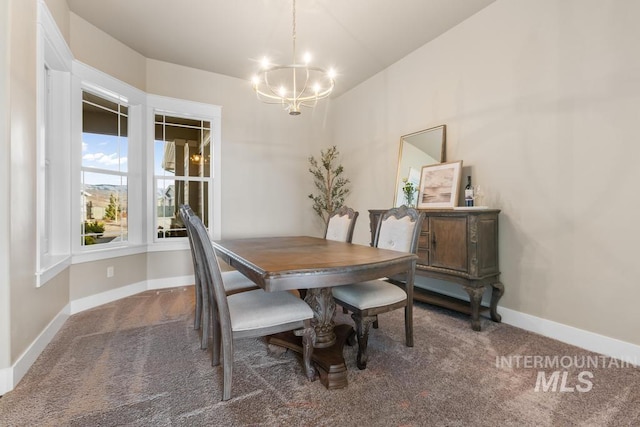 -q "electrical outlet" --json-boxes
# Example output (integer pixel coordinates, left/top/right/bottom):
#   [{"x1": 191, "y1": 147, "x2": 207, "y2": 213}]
[{"x1": 107, "y1": 266, "x2": 114, "y2": 278}]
